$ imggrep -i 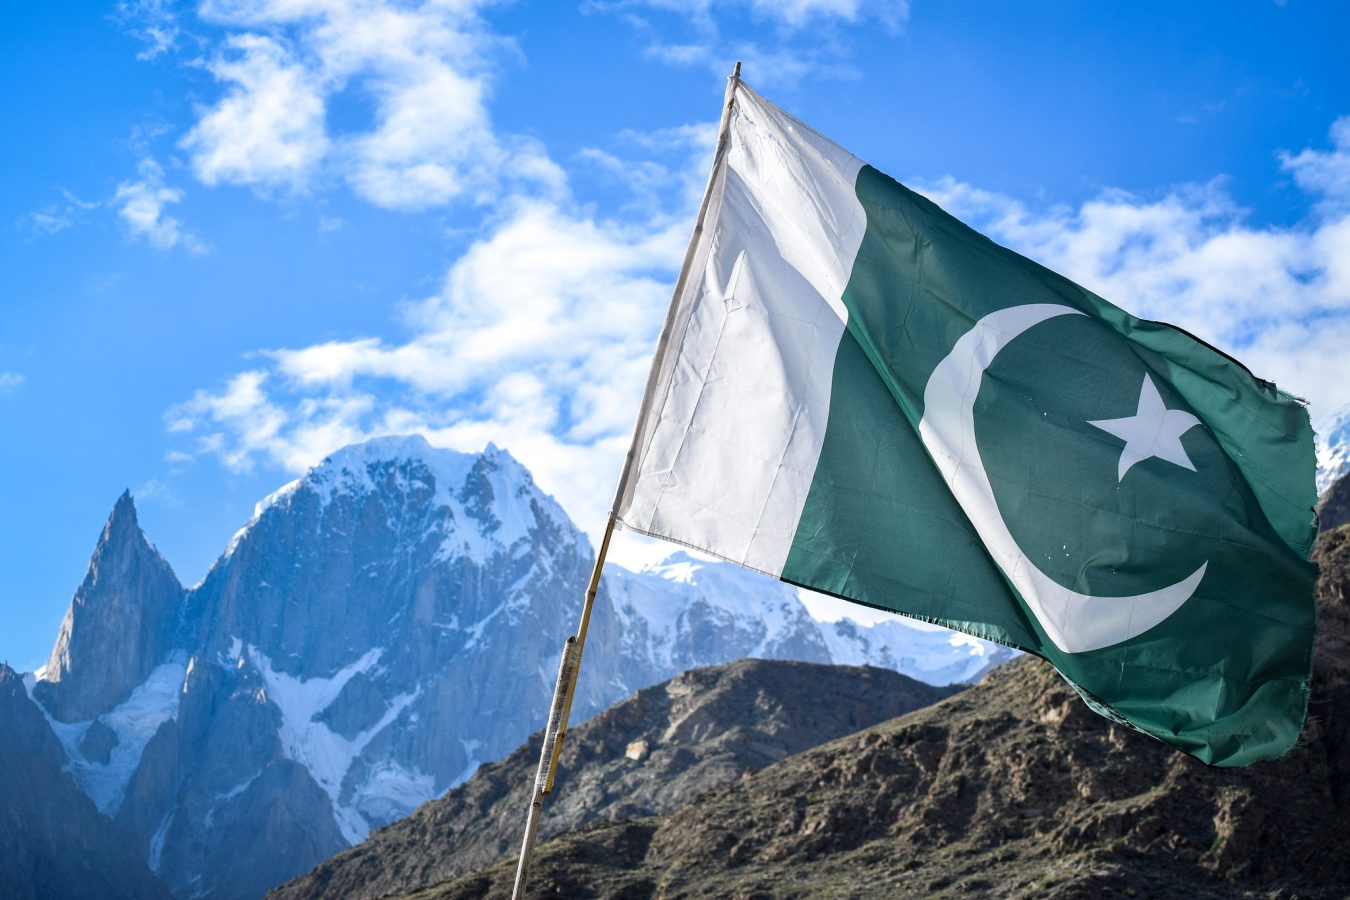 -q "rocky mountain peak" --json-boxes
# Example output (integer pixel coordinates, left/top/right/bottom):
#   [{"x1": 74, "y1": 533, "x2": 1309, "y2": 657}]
[
  {"x1": 111, "y1": 487, "x2": 137, "y2": 526},
  {"x1": 236, "y1": 435, "x2": 573, "y2": 568},
  {"x1": 34, "y1": 492, "x2": 184, "y2": 724},
  {"x1": 12, "y1": 436, "x2": 1015, "y2": 899}
]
